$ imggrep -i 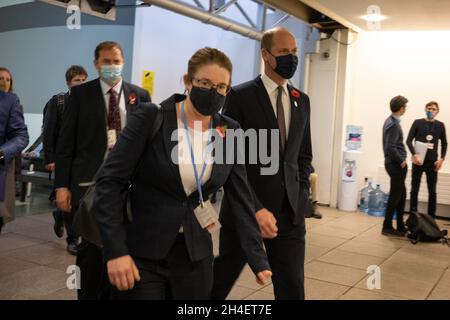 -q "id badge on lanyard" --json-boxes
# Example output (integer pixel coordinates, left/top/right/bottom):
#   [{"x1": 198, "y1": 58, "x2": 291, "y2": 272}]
[
  {"x1": 181, "y1": 101, "x2": 221, "y2": 234},
  {"x1": 426, "y1": 134, "x2": 434, "y2": 150}
]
